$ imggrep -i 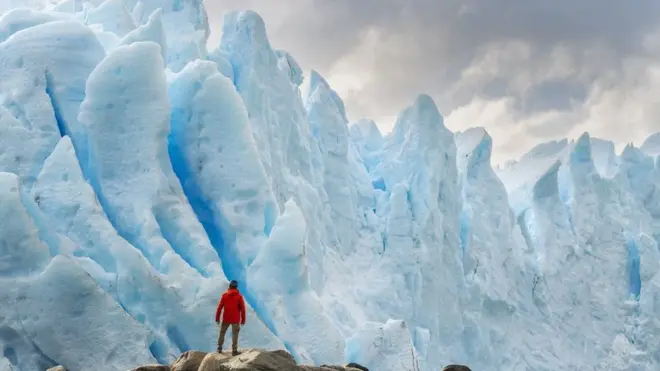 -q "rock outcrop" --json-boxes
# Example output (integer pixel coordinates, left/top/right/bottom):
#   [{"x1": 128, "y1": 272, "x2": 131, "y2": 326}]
[
  {"x1": 442, "y1": 365, "x2": 472, "y2": 371},
  {"x1": 129, "y1": 349, "x2": 368, "y2": 371},
  {"x1": 132, "y1": 366, "x2": 170, "y2": 371},
  {"x1": 171, "y1": 351, "x2": 208, "y2": 371},
  {"x1": 50, "y1": 348, "x2": 473, "y2": 371}
]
